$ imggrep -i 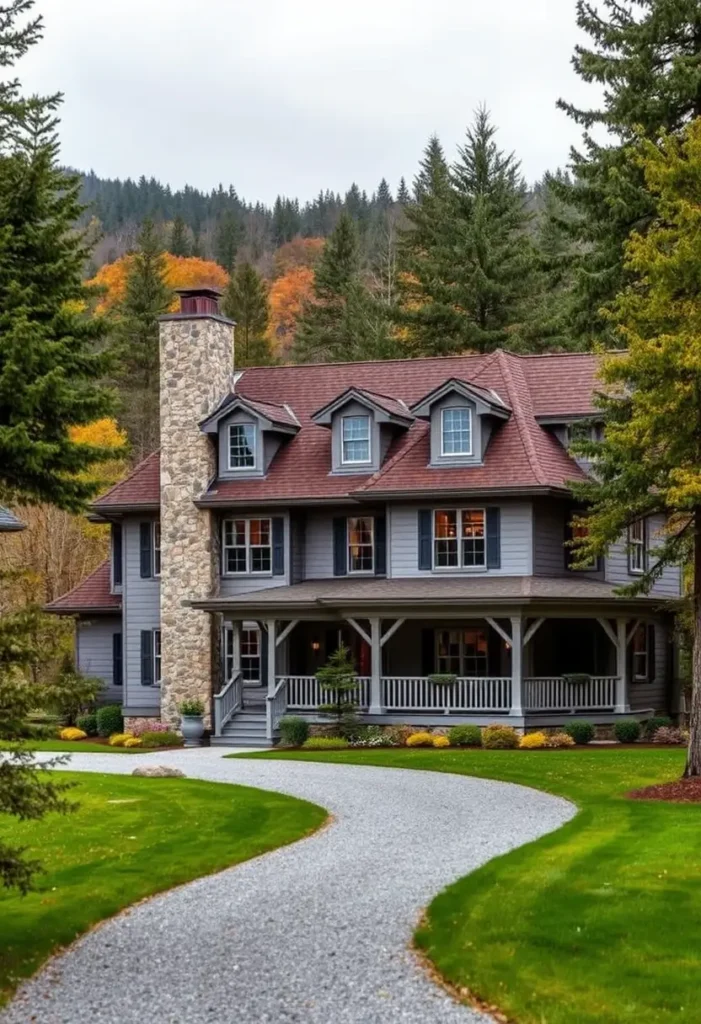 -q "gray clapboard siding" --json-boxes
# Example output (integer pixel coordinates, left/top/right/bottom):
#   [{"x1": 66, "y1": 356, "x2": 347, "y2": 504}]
[
  {"x1": 219, "y1": 512, "x2": 290, "y2": 595},
  {"x1": 605, "y1": 514, "x2": 682, "y2": 597},
  {"x1": 123, "y1": 516, "x2": 160, "y2": 710},
  {"x1": 304, "y1": 512, "x2": 335, "y2": 579},
  {"x1": 628, "y1": 621, "x2": 669, "y2": 713},
  {"x1": 389, "y1": 502, "x2": 533, "y2": 578},
  {"x1": 532, "y1": 500, "x2": 603, "y2": 579},
  {"x1": 76, "y1": 616, "x2": 122, "y2": 705}
]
